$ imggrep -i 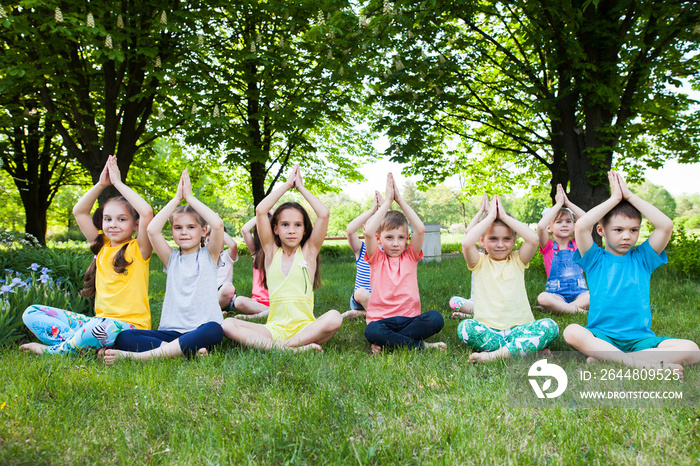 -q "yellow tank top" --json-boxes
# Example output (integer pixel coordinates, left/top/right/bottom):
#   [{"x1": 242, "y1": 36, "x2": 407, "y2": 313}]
[
  {"x1": 264, "y1": 247, "x2": 315, "y2": 341},
  {"x1": 95, "y1": 237, "x2": 151, "y2": 329}
]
